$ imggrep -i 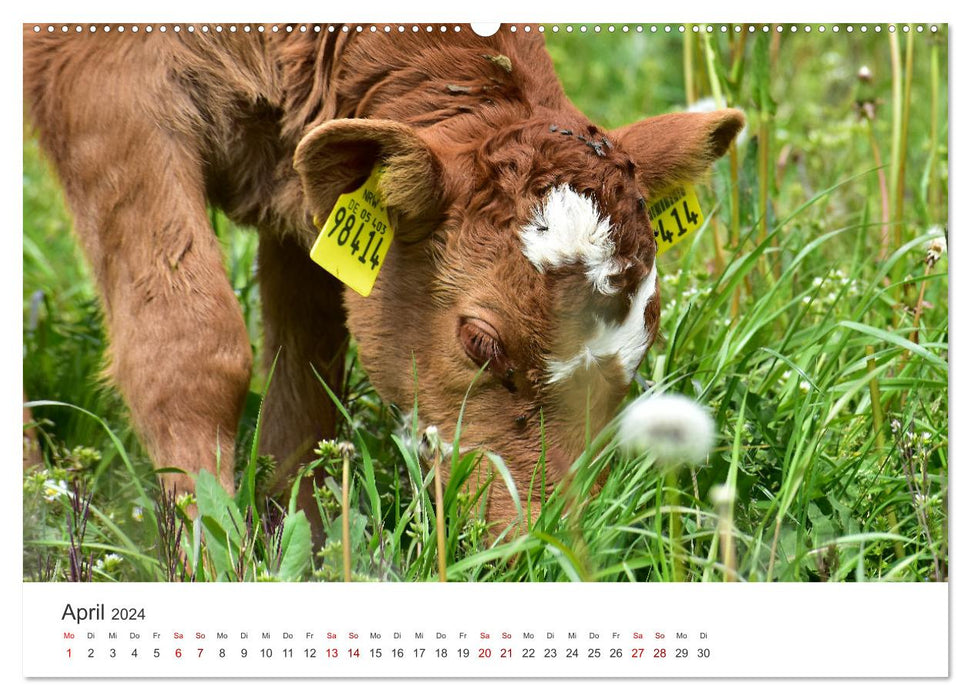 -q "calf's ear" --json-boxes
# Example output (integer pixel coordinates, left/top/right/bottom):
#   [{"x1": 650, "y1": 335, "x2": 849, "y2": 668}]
[
  {"x1": 609, "y1": 109, "x2": 745, "y2": 196},
  {"x1": 294, "y1": 119, "x2": 445, "y2": 242}
]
